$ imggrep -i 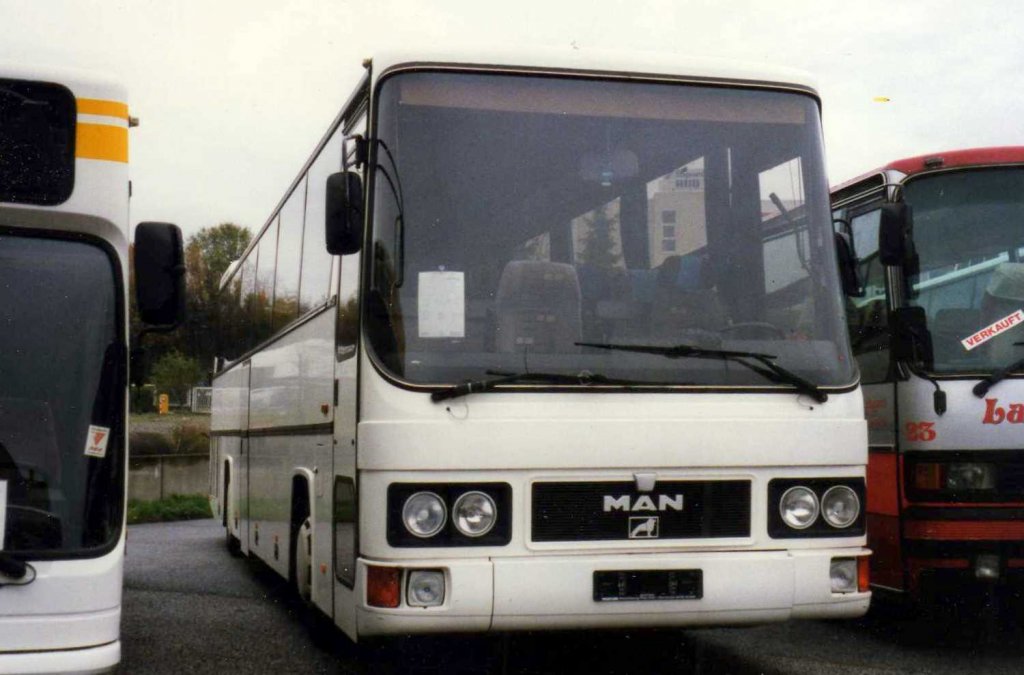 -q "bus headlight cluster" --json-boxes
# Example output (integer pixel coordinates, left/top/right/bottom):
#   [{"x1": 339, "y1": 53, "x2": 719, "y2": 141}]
[
  {"x1": 402, "y1": 492, "x2": 447, "y2": 538},
  {"x1": 769, "y1": 478, "x2": 865, "y2": 538},
  {"x1": 821, "y1": 485, "x2": 860, "y2": 528},
  {"x1": 389, "y1": 483, "x2": 511, "y2": 547},
  {"x1": 401, "y1": 491, "x2": 497, "y2": 538},
  {"x1": 779, "y1": 484, "x2": 861, "y2": 530},
  {"x1": 452, "y1": 491, "x2": 497, "y2": 537},
  {"x1": 780, "y1": 486, "x2": 819, "y2": 529}
]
